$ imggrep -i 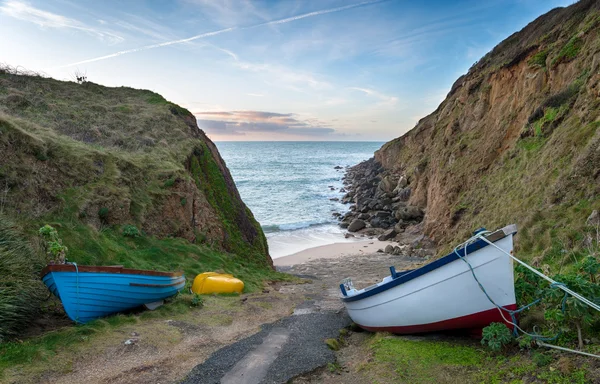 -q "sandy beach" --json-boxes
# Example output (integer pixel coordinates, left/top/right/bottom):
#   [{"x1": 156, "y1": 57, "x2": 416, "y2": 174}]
[{"x1": 273, "y1": 238, "x2": 399, "y2": 266}]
